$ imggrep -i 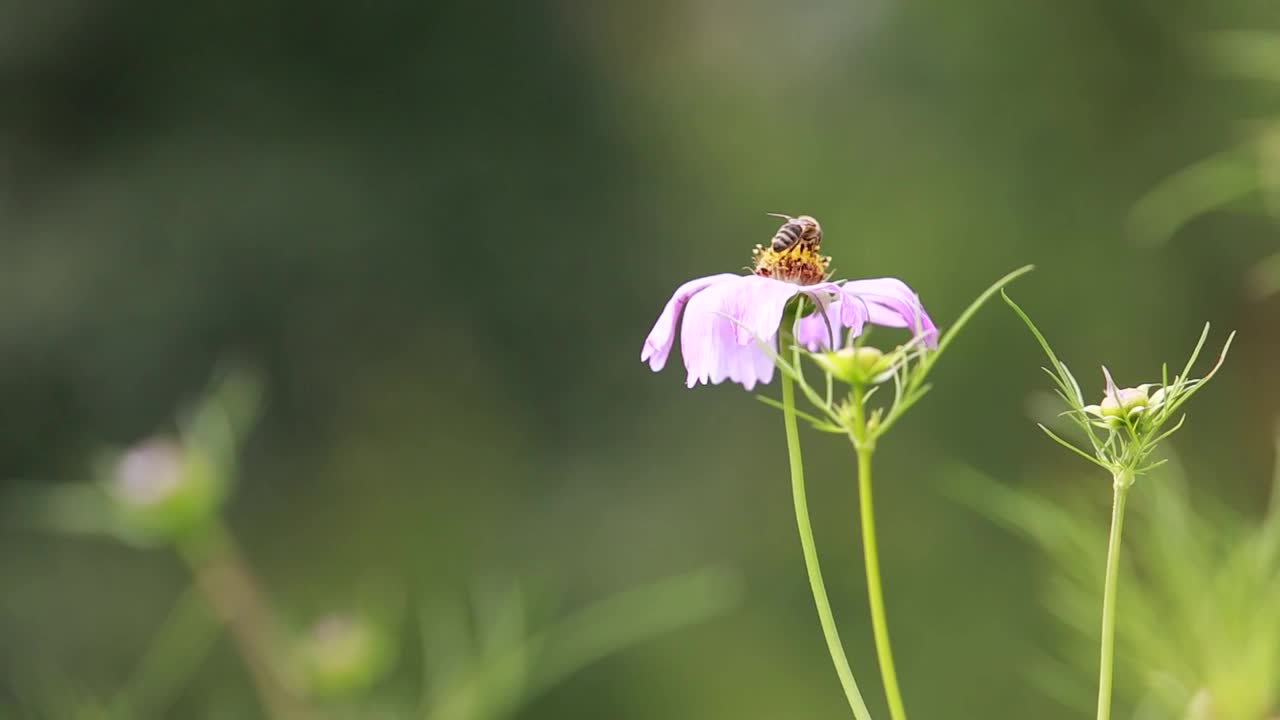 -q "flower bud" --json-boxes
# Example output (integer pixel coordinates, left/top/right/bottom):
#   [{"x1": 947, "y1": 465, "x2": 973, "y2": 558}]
[
  {"x1": 1083, "y1": 381, "x2": 1167, "y2": 428},
  {"x1": 108, "y1": 438, "x2": 223, "y2": 542},
  {"x1": 294, "y1": 614, "x2": 393, "y2": 700},
  {"x1": 811, "y1": 347, "x2": 893, "y2": 385},
  {"x1": 1098, "y1": 387, "x2": 1150, "y2": 418}
]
